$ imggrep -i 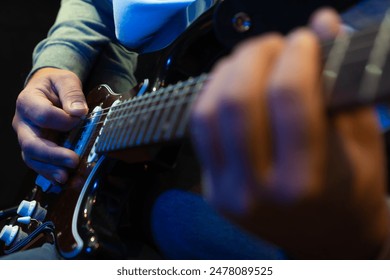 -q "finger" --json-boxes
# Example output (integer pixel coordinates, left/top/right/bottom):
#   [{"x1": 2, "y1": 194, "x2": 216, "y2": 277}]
[
  {"x1": 30, "y1": 68, "x2": 89, "y2": 117},
  {"x1": 22, "y1": 153, "x2": 70, "y2": 185},
  {"x1": 309, "y1": 7, "x2": 342, "y2": 40},
  {"x1": 50, "y1": 71, "x2": 89, "y2": 117},
  {"x1": 328, "y1": 108, "x2": 389, "y2": 255},
  {"x1": 331, "y1": 108, "x2": 386, "y2": 202},
  {"x1": 191, "y1": 34, "x2": 284, "y2": 213},
  {"x1": 267, "y1": 28, "x2": 326, "y2": 202},
  {"x1": 16, "y1": 86, "x2": 84, "y2": 132},
  {"x1": 213, "y1": 35, "x2": 284, "y2": 213},
  {"x1": 15, "y1": 119, "x2": 79, "y2": 169},
  {"x1": 190, "y1": 62, "x2": 230, "y2": 183}
]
